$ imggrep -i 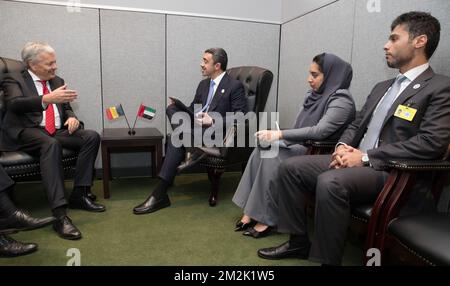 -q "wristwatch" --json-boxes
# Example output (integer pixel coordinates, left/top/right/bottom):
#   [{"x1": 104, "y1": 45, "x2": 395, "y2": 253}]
[{"x1": 361, "y1": 153, "x2": 370, "y2": 166}]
